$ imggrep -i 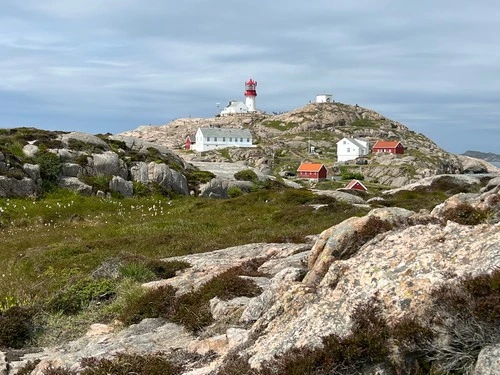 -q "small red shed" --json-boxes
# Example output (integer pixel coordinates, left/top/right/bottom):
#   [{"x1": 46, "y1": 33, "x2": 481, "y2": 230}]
[
  {"x1": 345, "y1": 179, "x2": 368, "y2": 192},
  {"x1": 372, "y1": 140, "x2": 404, "y2": 154},
  {"x1": 297, "y1": 163, "x2": 328, "y2": 181},
  {"x1": 185, "y1": 135, "x2": 195, "y2": 150}
]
